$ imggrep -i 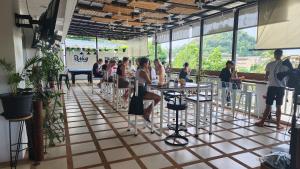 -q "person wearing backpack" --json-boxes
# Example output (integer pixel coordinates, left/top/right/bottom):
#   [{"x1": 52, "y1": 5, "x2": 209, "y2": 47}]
[{"x1": 255, "y1": 49, "x2": 289, "y2": 130}]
